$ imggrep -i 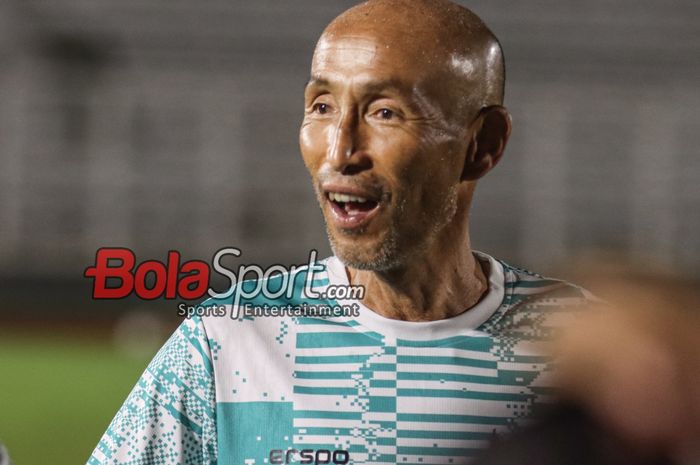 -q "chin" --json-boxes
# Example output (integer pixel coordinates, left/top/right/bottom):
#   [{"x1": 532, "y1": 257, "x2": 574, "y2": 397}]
[{"x1": 327, "y1": 226, "x2": 407, "y2": 272}]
